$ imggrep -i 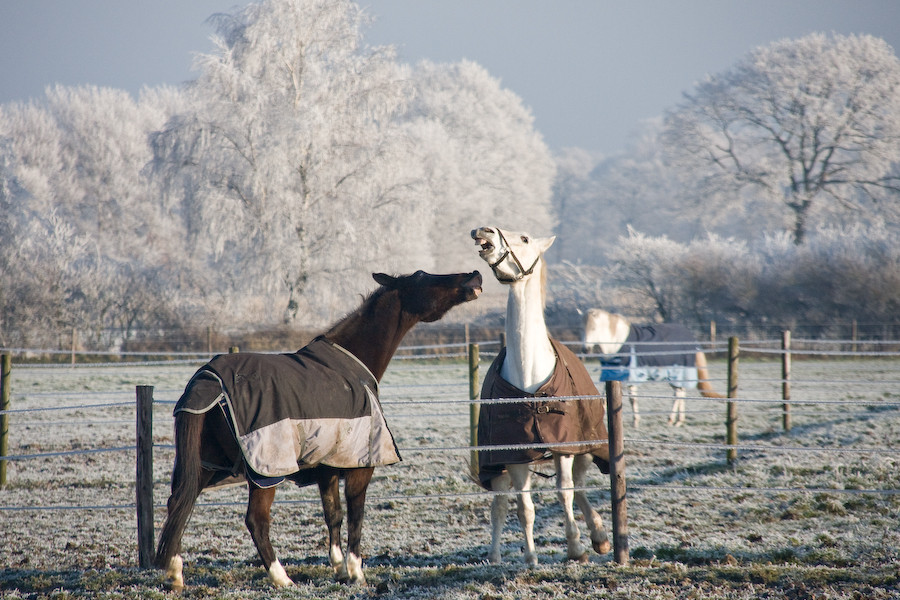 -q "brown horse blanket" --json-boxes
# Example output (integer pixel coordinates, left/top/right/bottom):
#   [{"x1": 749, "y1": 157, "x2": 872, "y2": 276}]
[
  {"x1": 476, "y1": 338, "x2": 609, "y2": 489},
  {"x1": 175, "y1": 336, "x2": 400, "y2": 483}
]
